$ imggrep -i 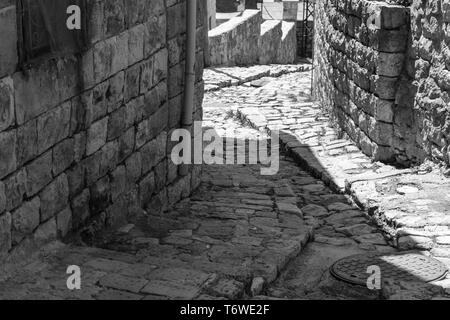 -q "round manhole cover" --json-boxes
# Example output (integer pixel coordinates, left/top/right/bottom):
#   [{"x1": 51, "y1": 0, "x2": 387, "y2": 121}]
[{"x1": 330, "y1": 252, "x2": 448, "y2": 286}]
